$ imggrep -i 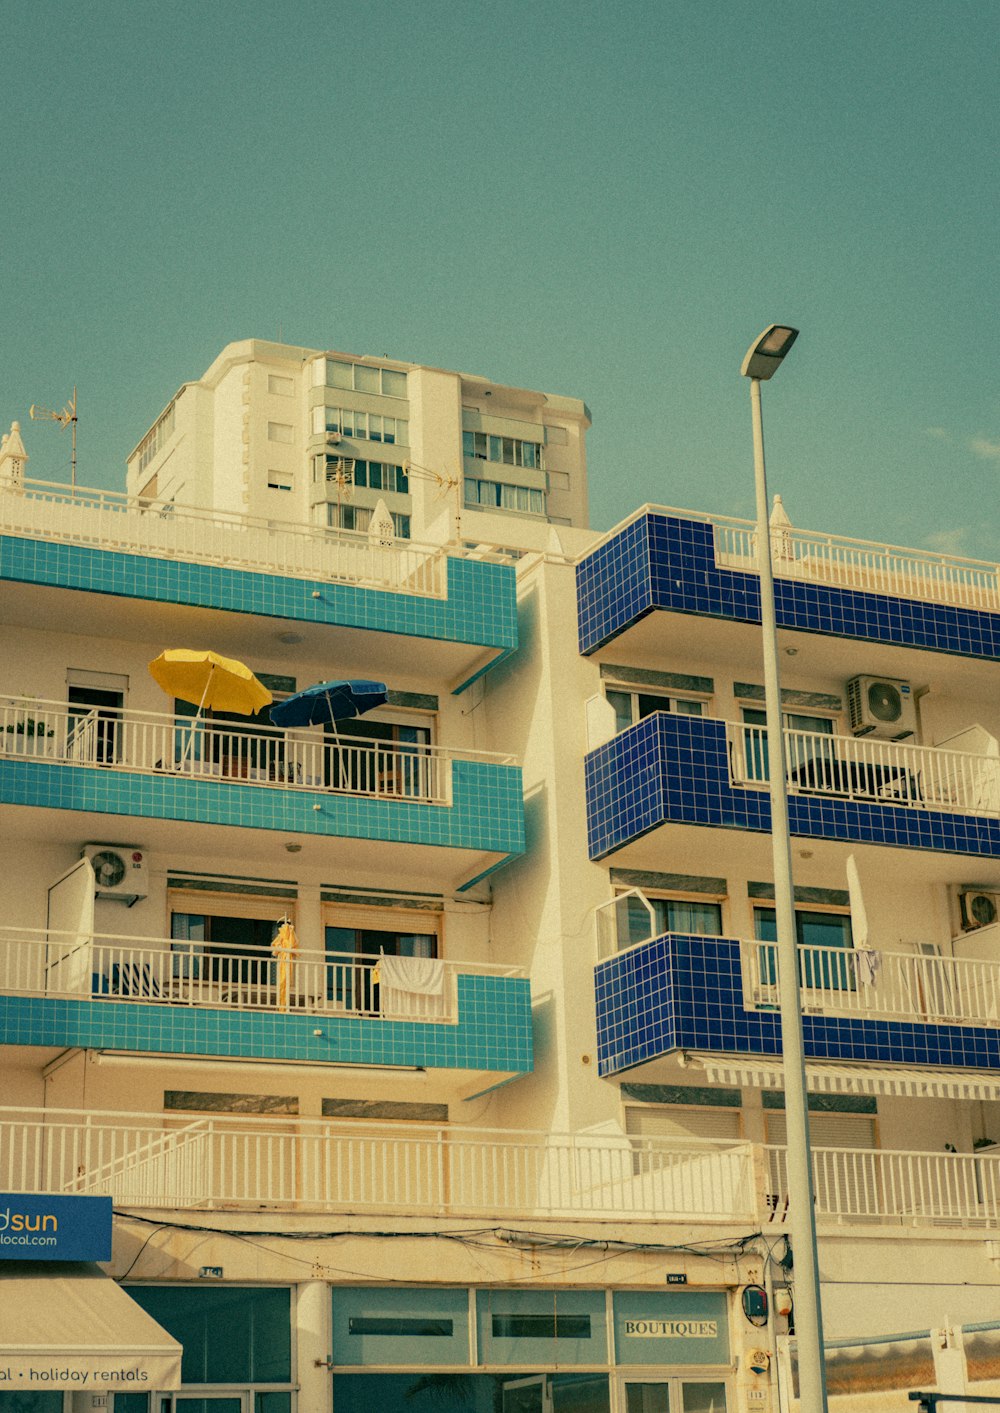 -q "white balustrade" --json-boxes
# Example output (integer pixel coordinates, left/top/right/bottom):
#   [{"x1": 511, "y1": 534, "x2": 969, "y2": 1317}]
[
  {"x1": 0, "y1": 1106, "x2": 755, "y2": 1222},
  {"x1": 740, "y1": 937, "x2": 1000, "y2": 1027},
  {"x1": 0, "y1": 695, "x2": 515, "y2": 801},
  {"x1": 764, "y1": 1144, "x2": 1000, "y2": 1228},
  {"x1": 712, "y1": 516, "x2": 1000, "y2": 610},
  {"x1": 0, "y1": 925, "x2": 523, "y2": 1023},
  {"x1": 728, "y1": 720, "x2": 1000, "y2": 817},
  {"x1": 0, "y1": 478, "x2": 450, "y2": 597}
]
